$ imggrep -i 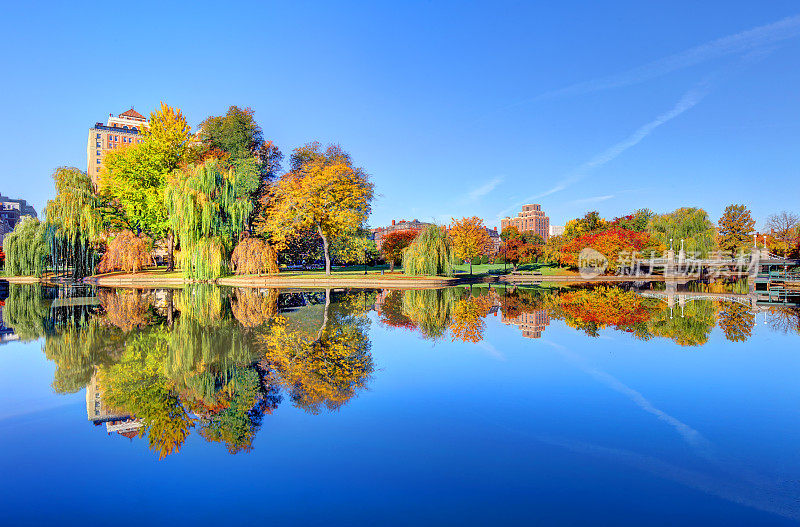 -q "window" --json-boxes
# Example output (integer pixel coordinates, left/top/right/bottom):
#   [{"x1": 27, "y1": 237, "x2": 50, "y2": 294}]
[
  {"x1": 96, "y1": 142, "x2": 101, "y2": 148},
  {"x1": 96, "y1": 150, "x2": 100, "y2": 156},
  {"x1": 96, "y1": 159, "x2": 101, "y2": 164},
  {"x1": 96, "y1": 133, "x2": 101, "y2": 139}
]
